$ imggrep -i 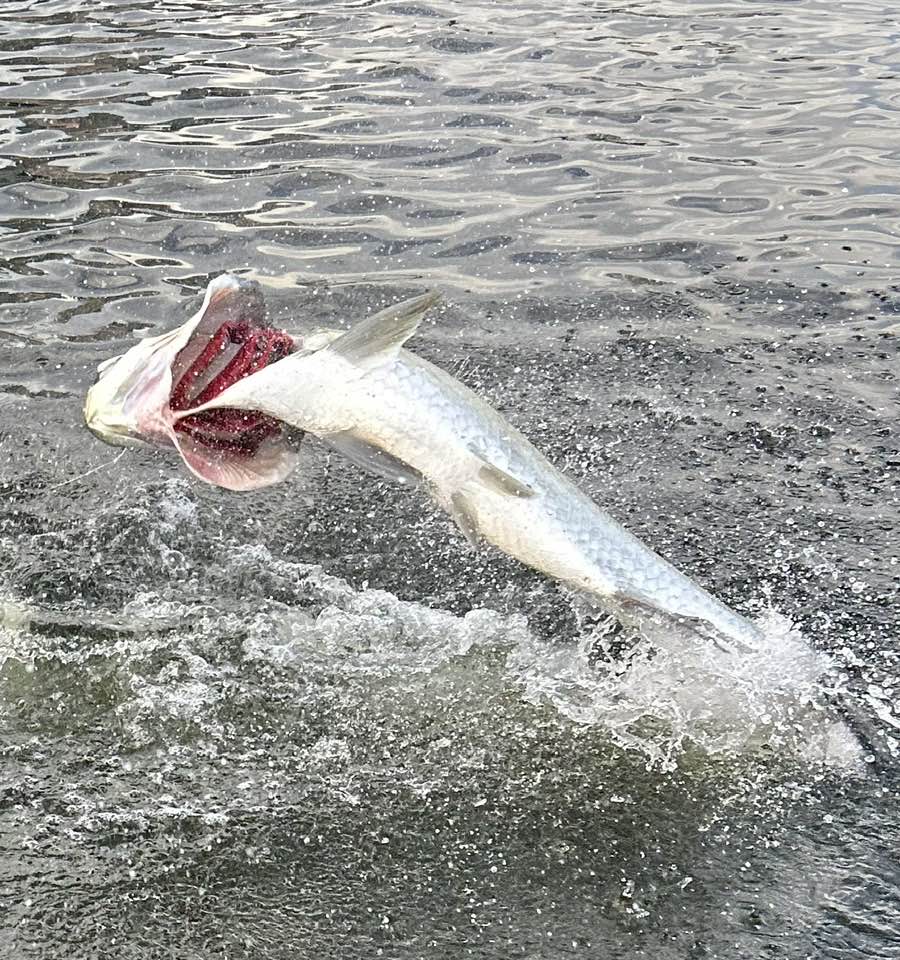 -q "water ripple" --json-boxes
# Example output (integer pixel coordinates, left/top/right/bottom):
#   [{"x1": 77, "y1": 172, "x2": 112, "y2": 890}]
[
  {"x1": 1, "y1": 4, "x2": 899, "y2": 956},
  {"x1": 0, "y1": 0, "x2": 897, "y2": 337}
]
